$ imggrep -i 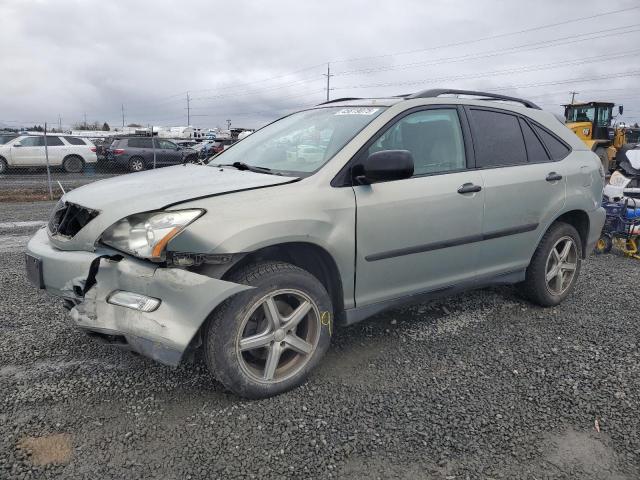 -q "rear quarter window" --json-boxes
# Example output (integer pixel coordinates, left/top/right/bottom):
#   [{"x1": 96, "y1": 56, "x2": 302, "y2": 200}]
[
  {"x1": 519, "y1": 119, "x2": 550, "y2": 163},
  {"x1": 532, "y1": 124, "x2": 571, "y2": 161},
  {"x1": 468, "y1": 108, "x2": 527, "y2": 167}
]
